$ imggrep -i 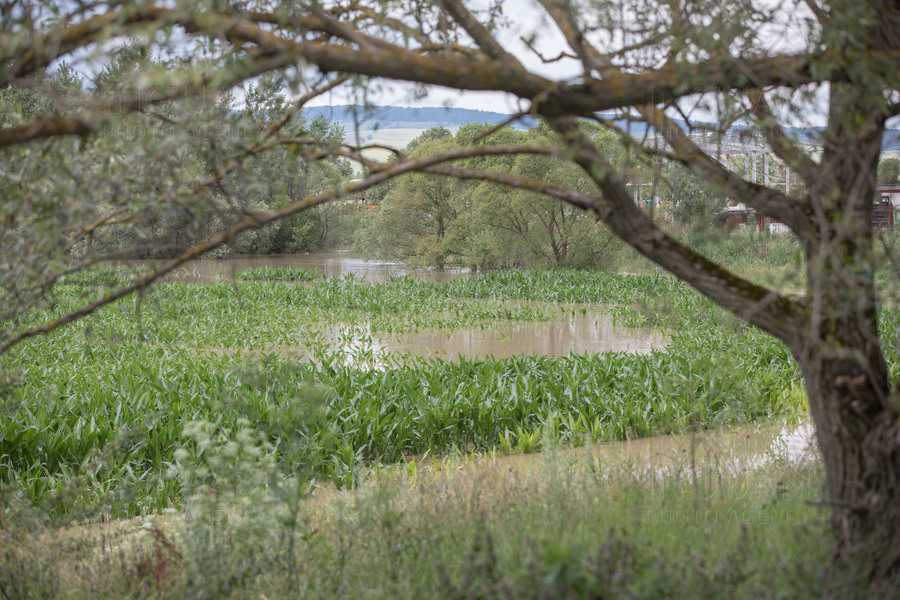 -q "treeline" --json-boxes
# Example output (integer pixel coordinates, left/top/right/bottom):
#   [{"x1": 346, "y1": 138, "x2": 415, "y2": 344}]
[
  {"x1": 351, "y1": 123, "x2": 900, "y2": 276},
  {"x1": 354, "y1": 124, "x2": 612, "y2": 270},
  {"x1": 352, "y1": 123, "x2": 743, "y2": 271},
  {"x1": 1, "y1": 53, "x2": 355, "y2": 261}
]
